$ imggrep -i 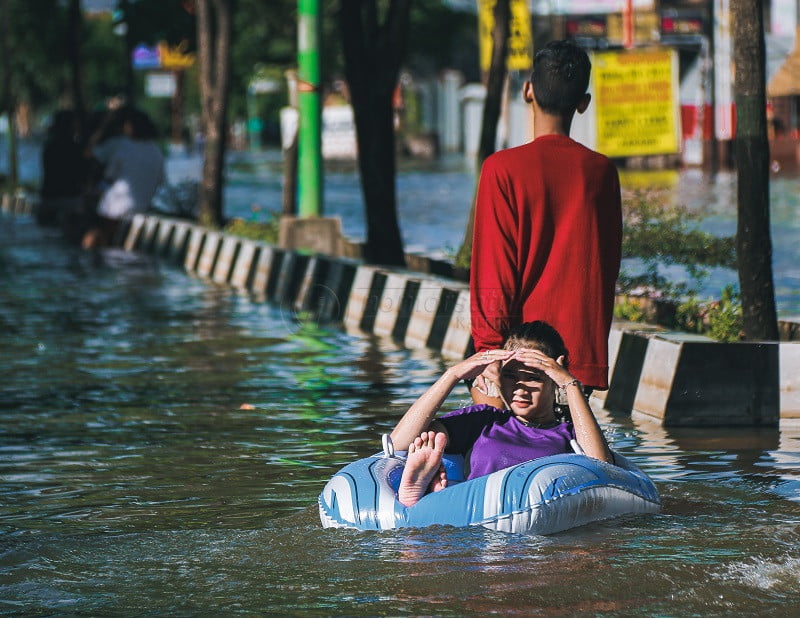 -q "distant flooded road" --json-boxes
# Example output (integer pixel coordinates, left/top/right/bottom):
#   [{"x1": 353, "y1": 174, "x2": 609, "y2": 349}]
[
  {"x1": 210, "y1": 148, "x2": 800, "y2": 317},
  {"x1": 5, "y1": 139, "x2": 800, "y2": 315}
]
